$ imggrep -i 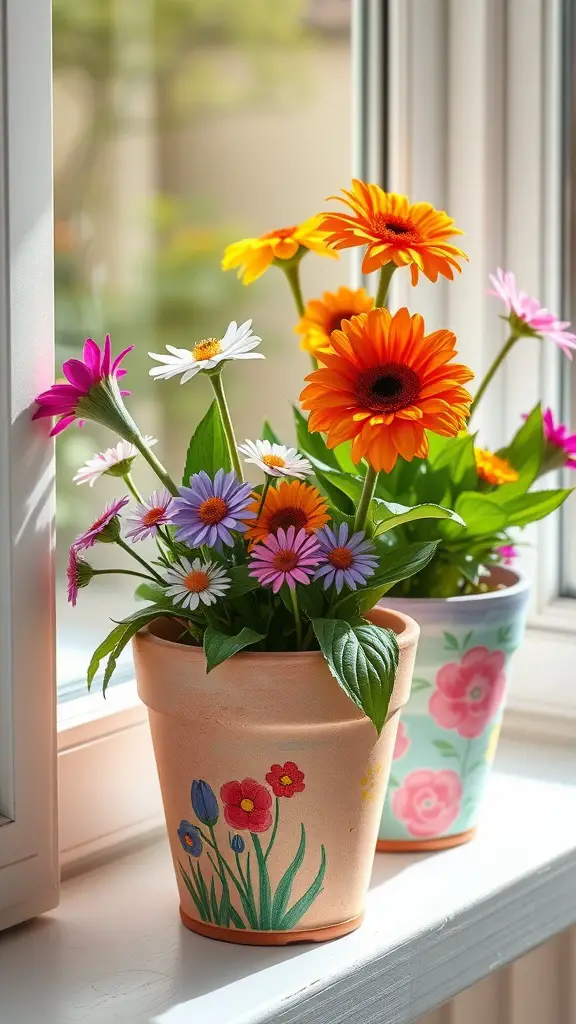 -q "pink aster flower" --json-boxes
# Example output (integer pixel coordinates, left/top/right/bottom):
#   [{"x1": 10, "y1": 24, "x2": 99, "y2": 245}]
[
  {"x1": 73, "y1": 496, "x2": 129, "y2": 551},
  {"x1": 488, "y1": 269, "x2": 576, "y2": 357},
  {"x1": 496, "y1": 545, "x2": 518, "y2": 565},
  {"x1": 248, "y1": 526, "x2": 321, "y2": 593},
  {"x1": 67, "y1": 547, "x2": 95, "y2": 606},
  {"x1": 125, "y1": 489, "x2": 175, "y2": 542},
  {"x1": 33, "y1": 334, "x2": 134, "y2": 435},
  {"x1": 541, "y1": 408, "x2": 576, "y2": 470}
]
